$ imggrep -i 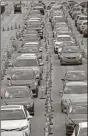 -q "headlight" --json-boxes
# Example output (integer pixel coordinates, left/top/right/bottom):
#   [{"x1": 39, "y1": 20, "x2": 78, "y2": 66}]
[
  {"x1": 34, "y1": 82, "x2": 37, "y2": 86},
  {"x1": 63, "y1": 99, "x2": 70, "y2": 104},
  {"x1": 78, "y1": 54, "x2": 82, "y2": 59},
  {"x1": 26, "y1": 103, "x2": 32, "y2": 108},
  {"x1": 20, "y1": 125, "x2": 28, "y2": 130}
]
